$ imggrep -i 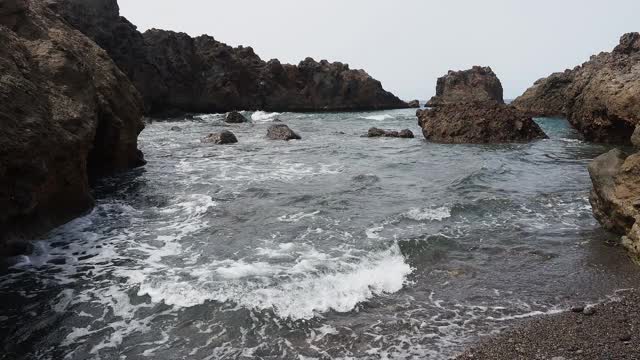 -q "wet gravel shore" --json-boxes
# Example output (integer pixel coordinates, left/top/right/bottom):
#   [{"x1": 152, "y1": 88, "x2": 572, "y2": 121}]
[{"x1": 457, "y1": 289, "x2": 640, "y2": 360}]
